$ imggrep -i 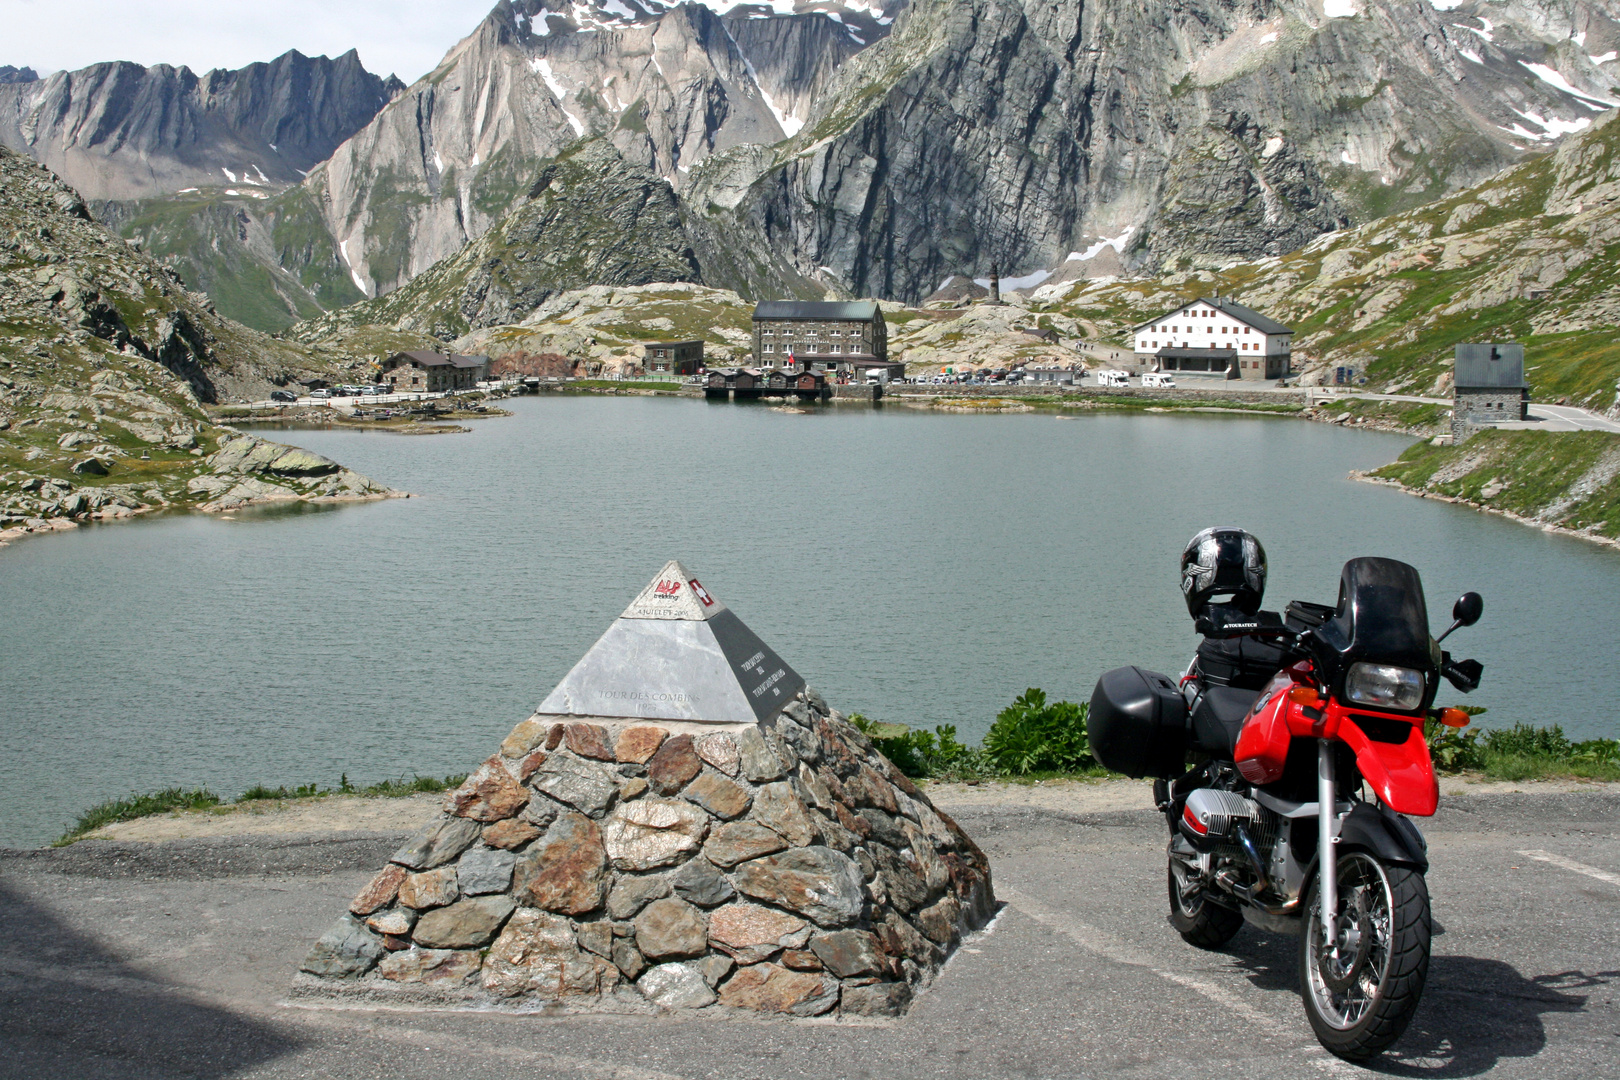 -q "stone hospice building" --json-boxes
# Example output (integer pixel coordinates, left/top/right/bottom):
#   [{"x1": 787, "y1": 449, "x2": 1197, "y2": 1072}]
[
  {"x1": 380, "y1": 351, "x2": 491, "y2": 393},
  {"x1": 751, "y1": 301, "x2": 892, "y2": 378},
  {"x1": 296, "y1": 562, "x2": 993, "y2": 1019},
  {"x1": 1131, "y1": 296, "x2": 1292, "y2": 380},
  {"x1": 1452, "y1": 343, "x2": 1530, "y2": 439},
  {"x1": 643, "y1": 340, "x2": 704, "y2": 376}
]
